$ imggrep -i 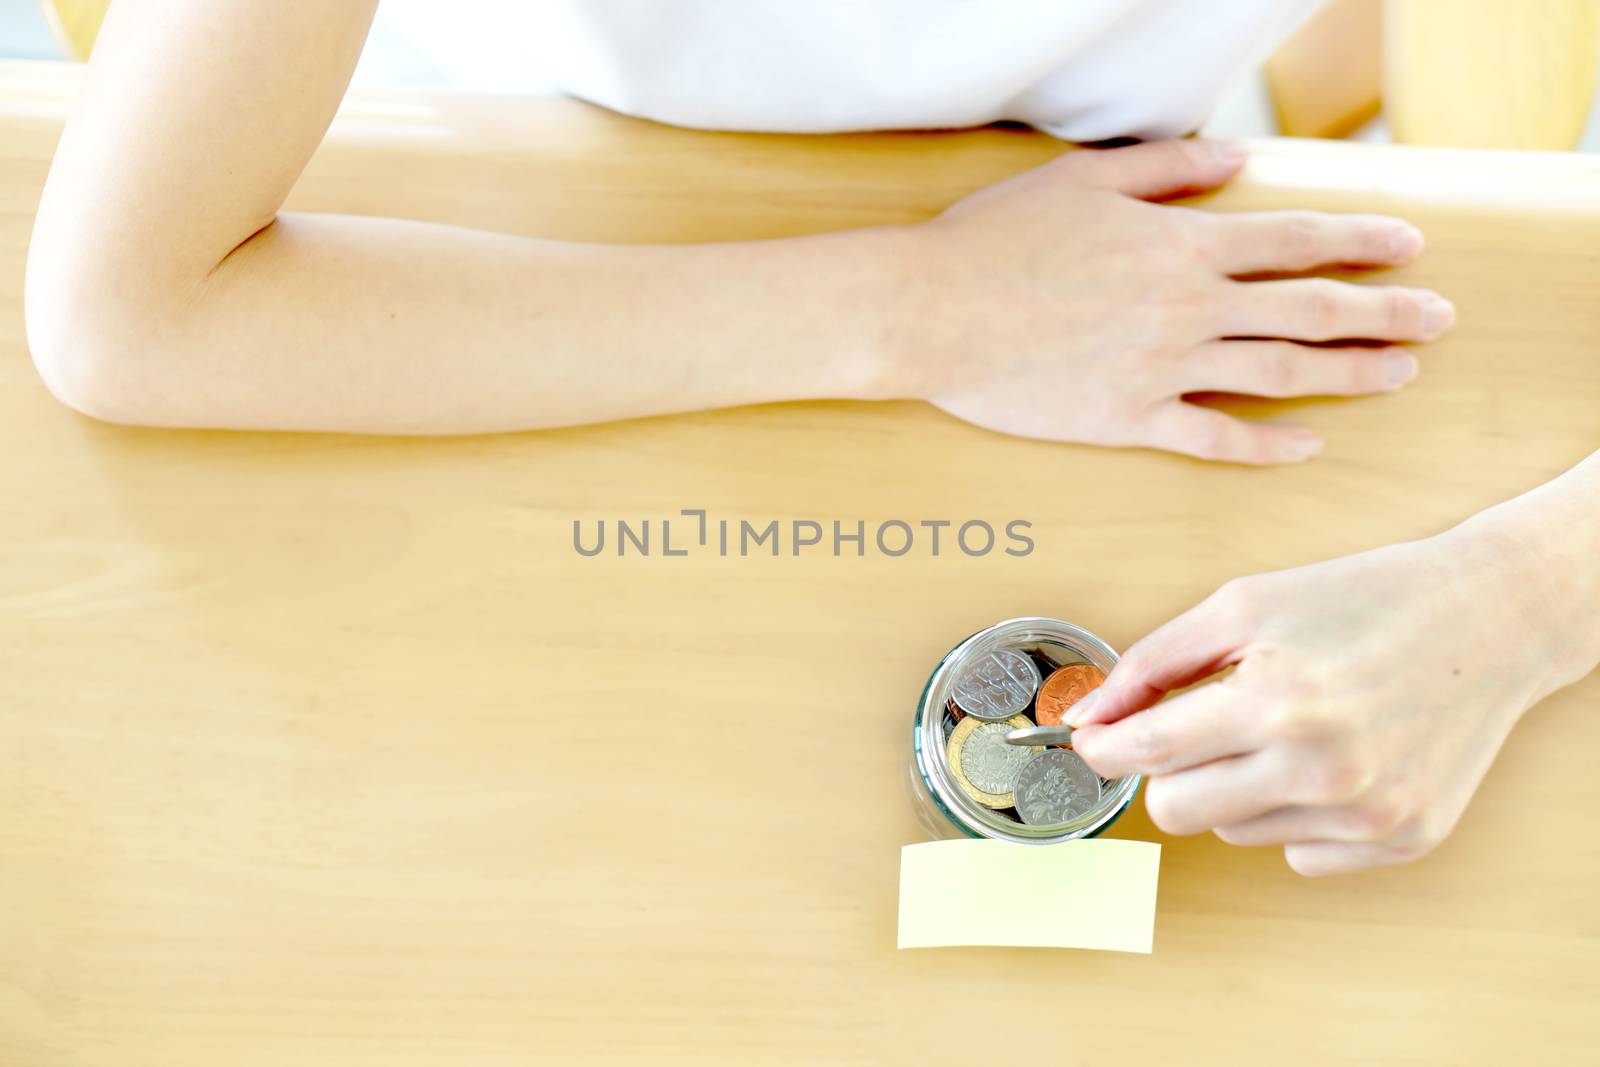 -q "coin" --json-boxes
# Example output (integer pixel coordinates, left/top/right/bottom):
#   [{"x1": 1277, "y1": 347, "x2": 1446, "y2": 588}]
[
  {"x1": 951, "y1": 649, "x2": 1042, "y2": 721},
  {"x1": 1034, "y1": 663, "x2": 1106, "y2": 729},
  {"x1": 1005, "y1": 723, "x2": 1074, "y2": 747},
  {"x1": 1013, "y1": 749, "x2": 1102, "y2": 826},
  {"x1": 1027, "y1": 649, "x2": 1063, "y2": 675},
  {"x1": 941, "y1": 705, "x2": 960, "y2": 743},
  {"x1": 946, "y1": 713, "x2": 1038, "y2": 809}
]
